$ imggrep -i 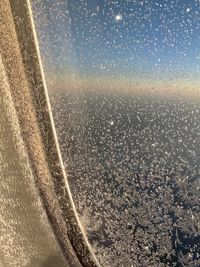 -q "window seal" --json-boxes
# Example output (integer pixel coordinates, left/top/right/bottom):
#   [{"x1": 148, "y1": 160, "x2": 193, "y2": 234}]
[{"x1": 7, "y1": 0, "x2": 101, "y2": 266}]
